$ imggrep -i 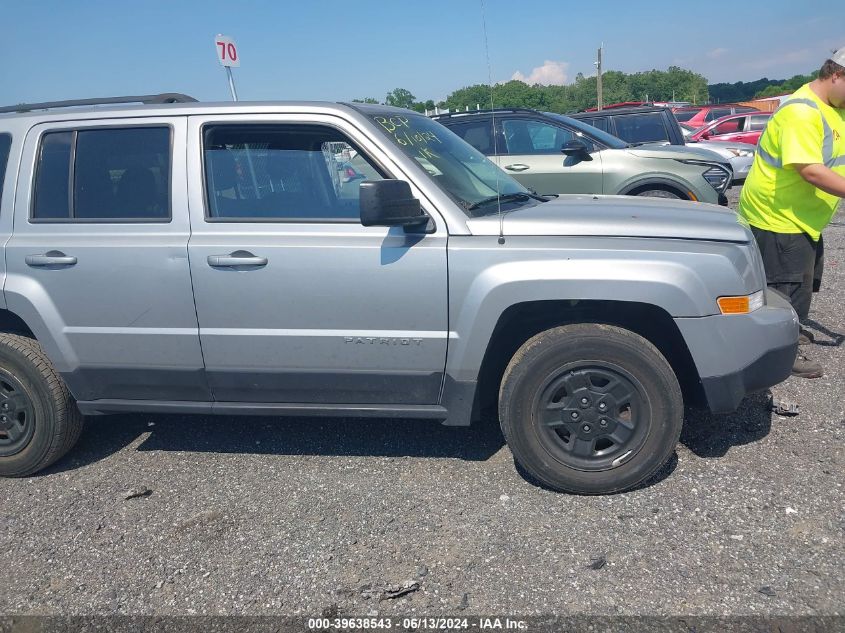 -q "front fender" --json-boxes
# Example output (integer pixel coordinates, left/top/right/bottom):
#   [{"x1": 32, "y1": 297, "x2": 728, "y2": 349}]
[{"x1": 445, "y1": 236, "x2": 753, "y2": 382}]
